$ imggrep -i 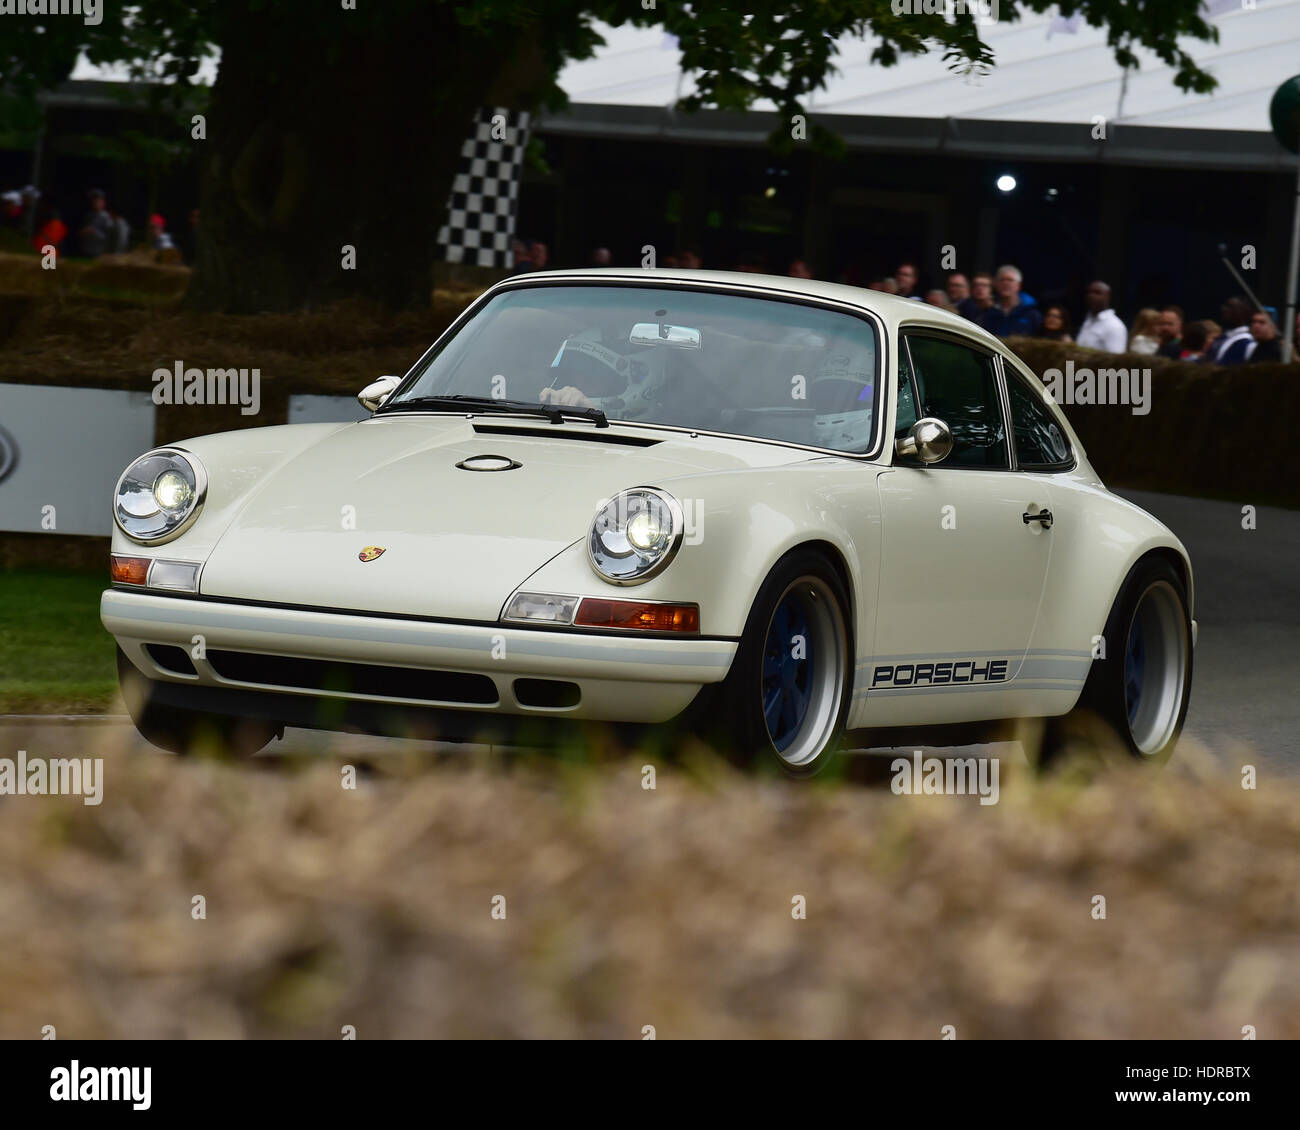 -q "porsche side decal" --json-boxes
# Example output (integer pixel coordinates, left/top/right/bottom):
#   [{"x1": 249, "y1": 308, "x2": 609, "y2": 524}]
[{"x1": 870, "y1": 658, "x2": 1010, "y2": 689}]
